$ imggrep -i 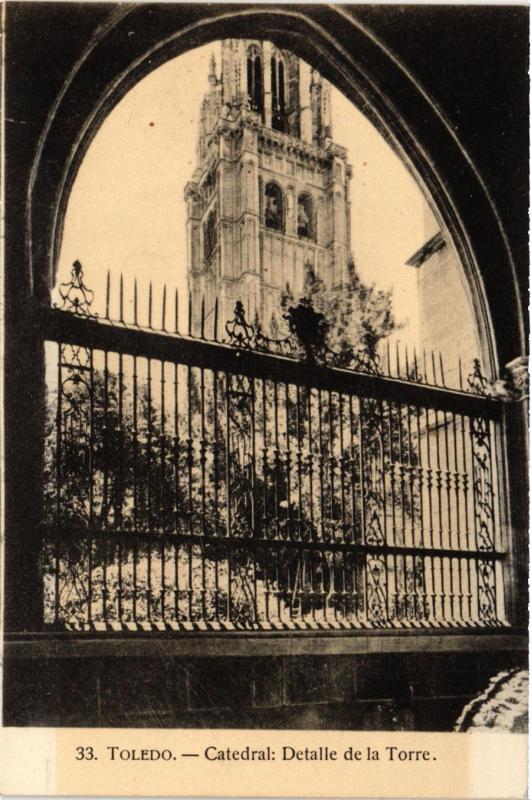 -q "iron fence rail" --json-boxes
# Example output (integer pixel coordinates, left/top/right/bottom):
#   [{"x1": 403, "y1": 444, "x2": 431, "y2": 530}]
[{"x1": 40, "y1": 303, "x2": 507, "y2": 633}]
